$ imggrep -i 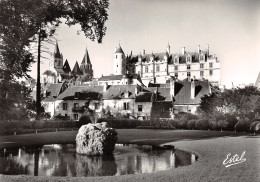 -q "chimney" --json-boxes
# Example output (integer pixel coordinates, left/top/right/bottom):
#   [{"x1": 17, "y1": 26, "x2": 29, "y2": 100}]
[
  {"x1": 197, "y1": 45, "x2": 200, "y2": 53},
  {"x1": 182, "y1": 47, "x2": 185, "y2": 55},
  {"x1": 103, "y1": 82, "x2": 108, "y2": 92},
  {"x1": 191, "y1": 79, "x2": 195, "y2": 99},
  {"x1": 170, "y1": 78, "x2": 175, "y2": 98},
  {"x1": 167, "y1": 43, "x2": 170, "y2": 54},
  {"x1": 207, "y1": 44, "x2": 209, "y2": 56},
  {"x1": 143, "y1": 49, "x2": 145, "y2": 55}
]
